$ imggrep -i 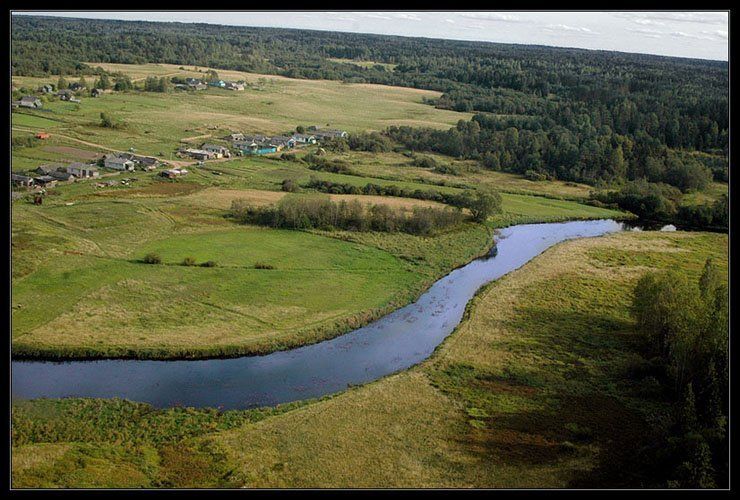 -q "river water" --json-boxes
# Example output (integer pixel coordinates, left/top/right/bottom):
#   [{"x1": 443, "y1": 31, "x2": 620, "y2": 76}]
[{"x1": 12, "y1": 219, "x2": 627, "y2": 410}]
